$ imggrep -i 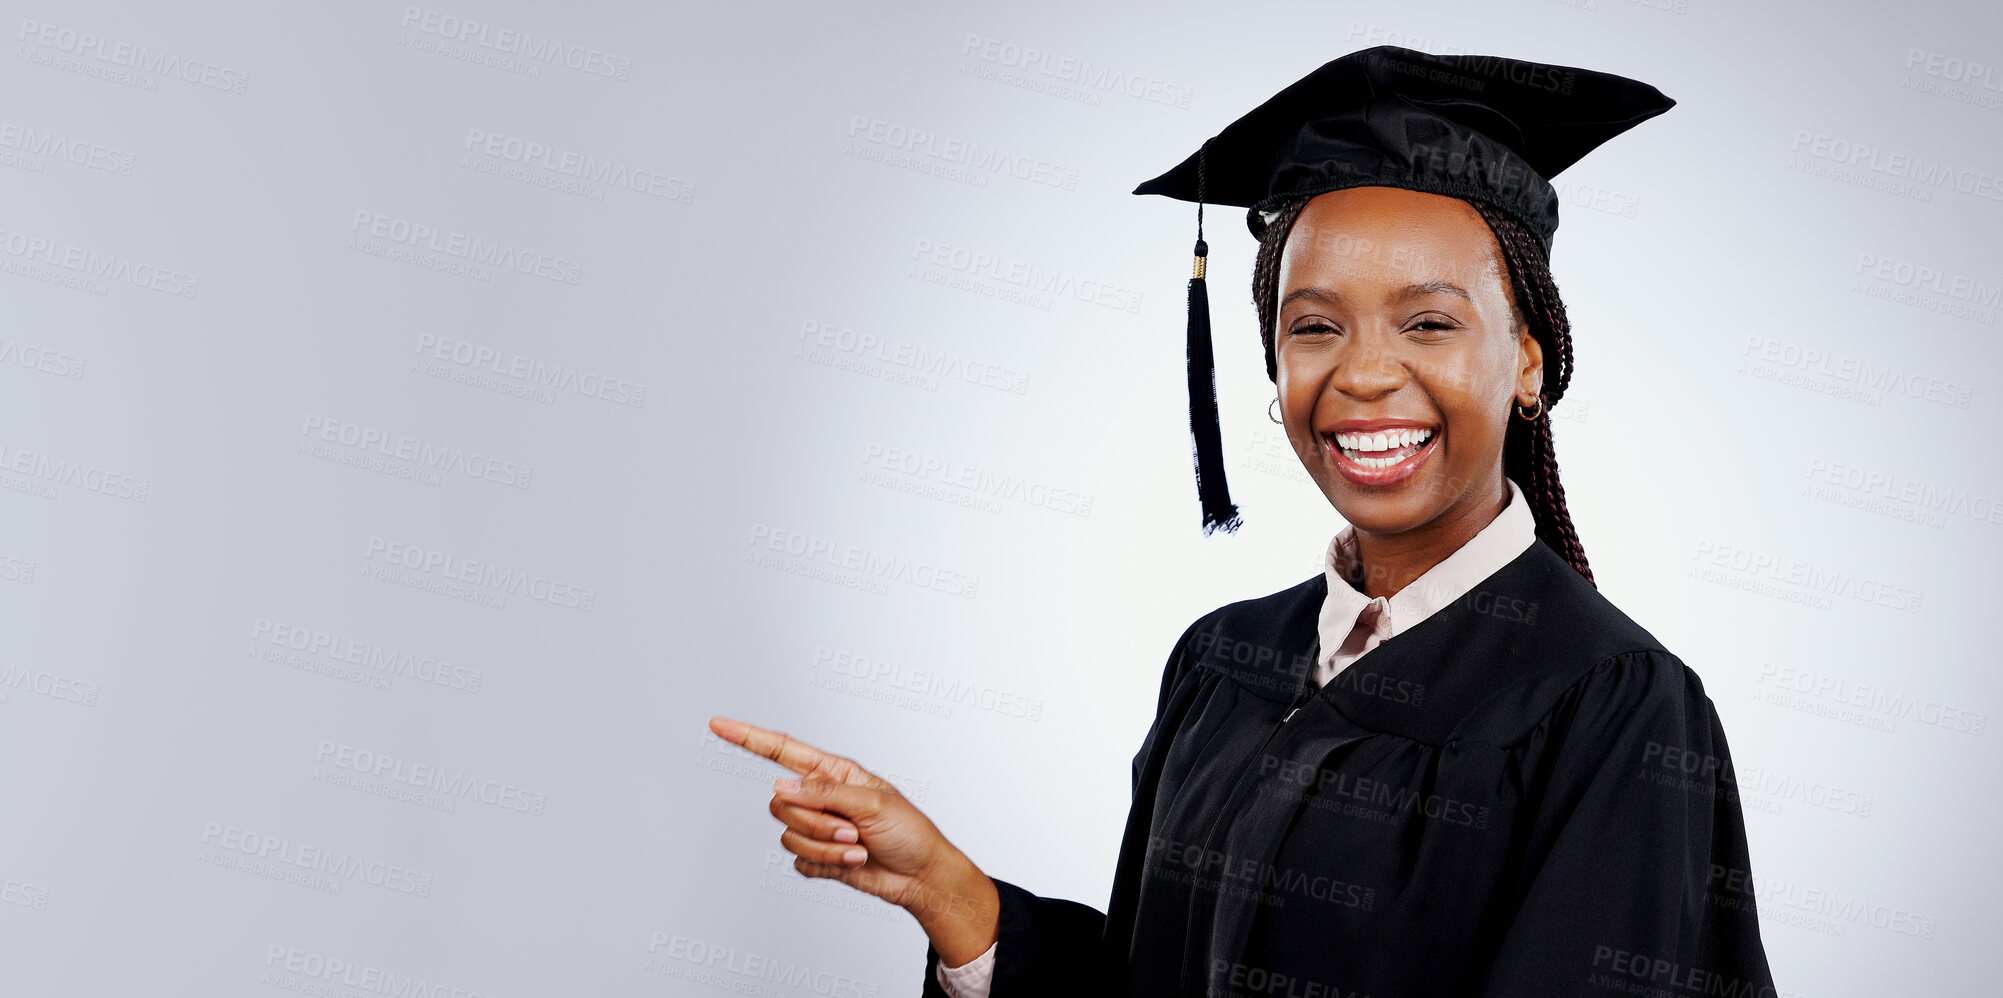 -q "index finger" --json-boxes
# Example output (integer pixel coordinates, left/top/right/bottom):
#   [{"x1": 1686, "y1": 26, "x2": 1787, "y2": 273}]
[{"x1": 707, "y1": 715, "x2": 888, "y2": 789}]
